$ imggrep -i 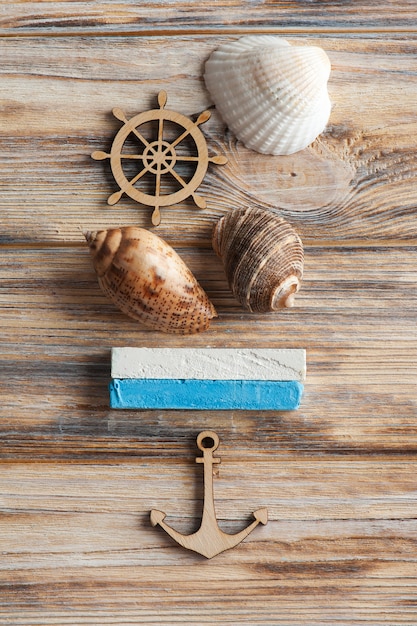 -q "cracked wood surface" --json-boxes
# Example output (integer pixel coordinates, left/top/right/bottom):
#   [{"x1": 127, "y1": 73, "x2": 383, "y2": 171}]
[{"x1": 0, "y1": 2, "x2": 417, "y2": 624}]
